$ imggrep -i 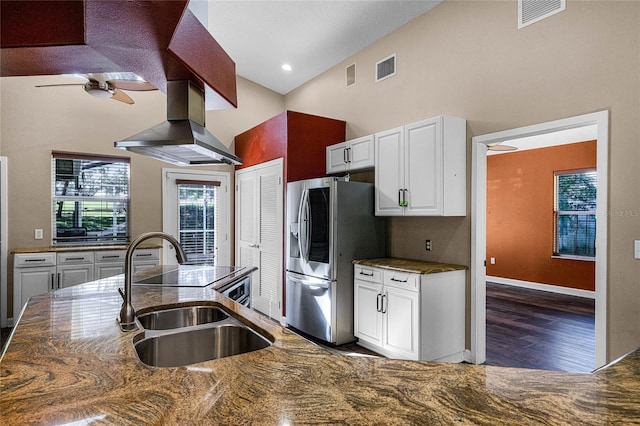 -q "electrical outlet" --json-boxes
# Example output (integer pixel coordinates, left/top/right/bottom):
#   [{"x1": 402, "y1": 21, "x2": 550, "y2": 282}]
[
  {"x1": 34, "y1": 229, "x2": 43, "y2": 240},
  {"x1": 490, "y1": 257, "x2": 496, "y2": 265},
  {"x1": 635, "y1": 240, "x2": 640, "y2": 259},
  {"x1": 425, "y1": 239, "x2": 432, "y2": 251}
]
